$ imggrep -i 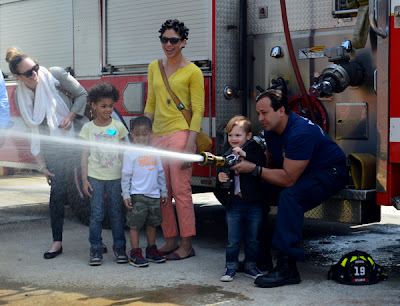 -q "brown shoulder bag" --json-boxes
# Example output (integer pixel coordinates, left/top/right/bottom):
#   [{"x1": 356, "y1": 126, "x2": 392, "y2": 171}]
[{"x1": 158, "y1": 59, "x2": 212, "y2": 154}]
